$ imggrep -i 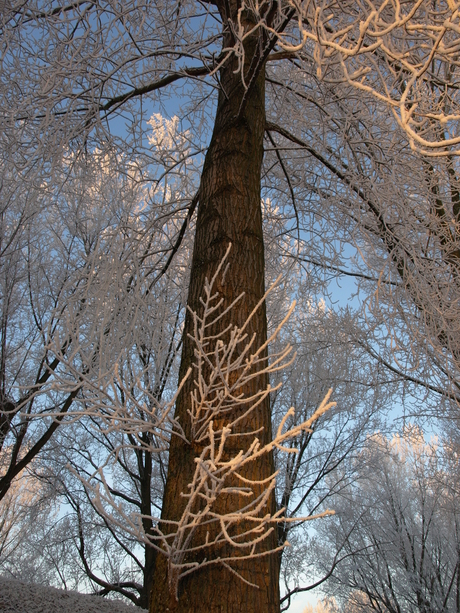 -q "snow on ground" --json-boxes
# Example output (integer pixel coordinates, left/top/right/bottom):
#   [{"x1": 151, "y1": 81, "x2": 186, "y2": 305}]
[{"x1": 0, "y1": 577, "x2": 146, "y2": 613}]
